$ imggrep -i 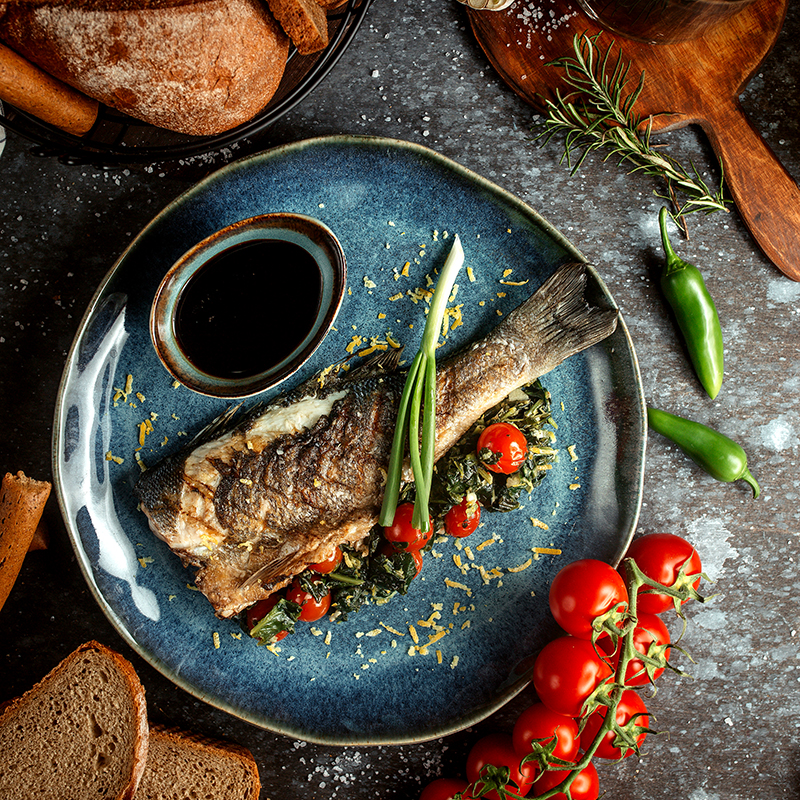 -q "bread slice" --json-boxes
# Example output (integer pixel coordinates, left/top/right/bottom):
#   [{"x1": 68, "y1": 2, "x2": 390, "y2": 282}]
[
  {"x1": 0, "y1": 641, "x2": 149, "y2": 800},
  {"x1": 134, "y1": 725, "x2": 260, "y2": 799},
  {"x1": 266, "y1": 0, "x2": 329, "y2": 54},
  {"x1": 0, "y1": 471, "x2": 51, "y2": 612},
  {"x1": 314, "y1": 0, "x2": 347, "y2": 10}
]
